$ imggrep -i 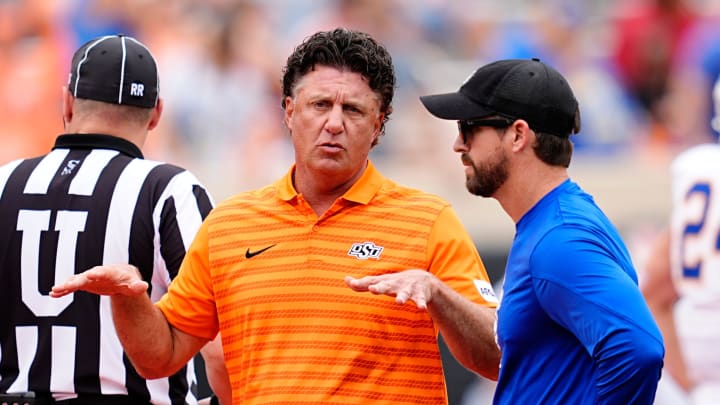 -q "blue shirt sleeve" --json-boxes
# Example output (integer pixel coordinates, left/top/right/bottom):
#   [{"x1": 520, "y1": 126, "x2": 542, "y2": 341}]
[{"x1": 530, "y1": 225, "x2": 664, "y2": 404}]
